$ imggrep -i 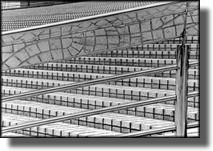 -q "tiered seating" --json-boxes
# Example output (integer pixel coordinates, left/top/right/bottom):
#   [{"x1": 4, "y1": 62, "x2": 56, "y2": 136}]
[
  {"x1": 2, "y1": 132, "x2": 29, "y2": 137},
  {"x1": 2, "y1": 1, "x2": 158, "y2": 31},
  {"x1": 2, "y1": 40, "x2": 199, "y2": 137},
  {"x1": 2, "y1": 113, "x2": 122, "y2": 137},
  {"x1": 1, "y1": 1, "x2": 199, "y2": 137}
]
